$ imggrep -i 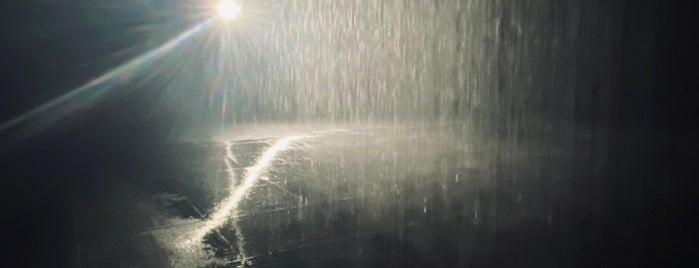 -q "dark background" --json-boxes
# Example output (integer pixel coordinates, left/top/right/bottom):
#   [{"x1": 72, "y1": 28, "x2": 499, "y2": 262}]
[{"x1": 1, "y1": 0, "x2": 698, "y2": 267}]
